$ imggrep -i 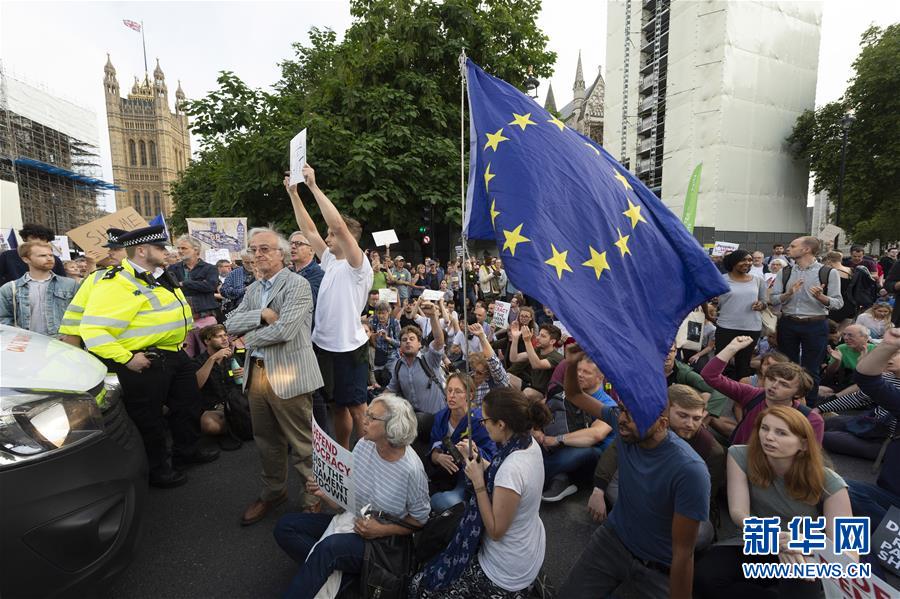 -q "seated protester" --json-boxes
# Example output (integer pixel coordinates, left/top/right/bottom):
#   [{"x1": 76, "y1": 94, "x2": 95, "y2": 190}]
[
  {"x1": 856, "y1": 302, "x2": 893, "y2": 339},
  {"x1": 493, "y1": 306, "x2": 536, "y2": 367},
  {"x1": 588, "y1": 385, "x2": 725, "y2": 552},
  {"x1": 736, "y1": 349, "x2": 791, "y2": 424},
  {"x1": 823, "y1": 323, "x2": 876, "y2": 392},
  {"x1": 193, "y1": 324, "x2": 246, "y2": 450},
  {"x1": 537, "y1": 353, "x2": 615, "y2": 503},
  {"x1": 850, "y1": 328, "x2": 900, "y2": 527},
  {"x1": 428, "y1": 373, "x2": 497, "y2": 512},
  {"x1": 274, "y1": 395, "x2": 430, "y2": 599},
  {"x1": 559, "y1": 393, "x2": 710, "y2": 598},
  {"x1": 369, "y1": 300, "x2": 401, "y2": 387},
  {"x1": 466, "y1": 323, "x2": 511, "y2": 407},
  {"x1": 694, "y1": 406, "x2": 852, "y2": 599},
  {"x1": 448, "y1": 313, "x2": 484, "y2": 367},
  {"x1": 508, "y1": 321, "x2": 563, "y2": 401},
  {"x1": 815, "y1": 350, "x2": 899, "y2": 461},
  {"x1": 701, "y1": 336, "x2": 824, "y2": 444},
  {"x1": 473, "y1": 305, "x2": 495, "y2": 343},
  {"x1": 663, "y1": 344, "x2": 733, "y2": 437},
  {"x1": 386, "y1": 302, "x2": 446, "y2": 449},
  {"x1": 413, "y1": 388, "x2": 550, "y2": 599}
]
